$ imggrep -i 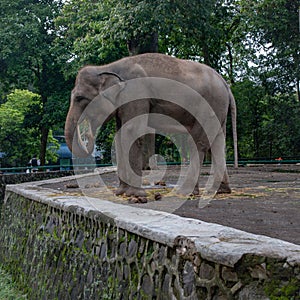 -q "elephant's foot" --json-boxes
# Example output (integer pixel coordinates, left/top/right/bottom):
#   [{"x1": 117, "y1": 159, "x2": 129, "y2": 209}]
[
  {"x1": 217, "y1": 182, "x2": 231, "y2": 194},
  {"x1": 125, "y1": 187, "x2": 147, "y2": 197},
  {"x1": 115, "y1": 182, "x2": 129, "y2": 196},
  {"x1": 115, "y1": 182, "x2": 147, "y2": 197},
  {"x1": 192, "y1": 186, "x2": 200, "y2": 196}
]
